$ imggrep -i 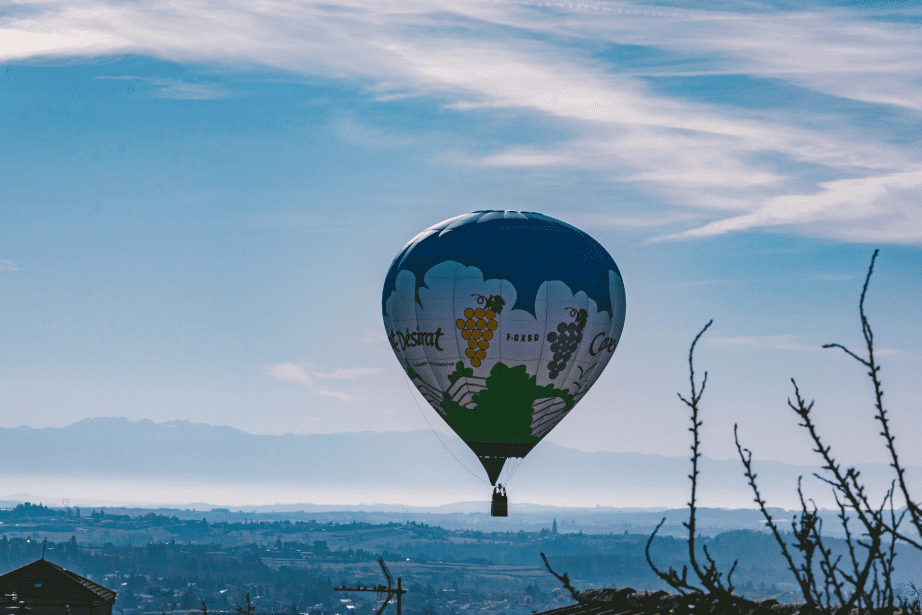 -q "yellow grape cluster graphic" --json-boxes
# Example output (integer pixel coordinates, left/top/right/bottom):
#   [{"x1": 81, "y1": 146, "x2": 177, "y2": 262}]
[{"x1": 455, "y1": 294, "x2": 503, "y2": 368}]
